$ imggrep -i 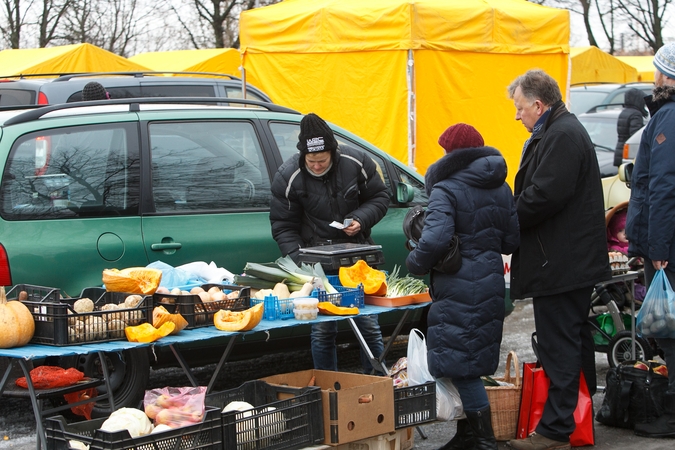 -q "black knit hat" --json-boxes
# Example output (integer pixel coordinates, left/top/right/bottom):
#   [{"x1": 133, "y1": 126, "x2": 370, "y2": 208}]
[
  {"x1": 82, "y1": 82, "x2": 109, "y2": 101},
  {"x1": 296, "y1": 113, "x2": 338, "y2": 155}
]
